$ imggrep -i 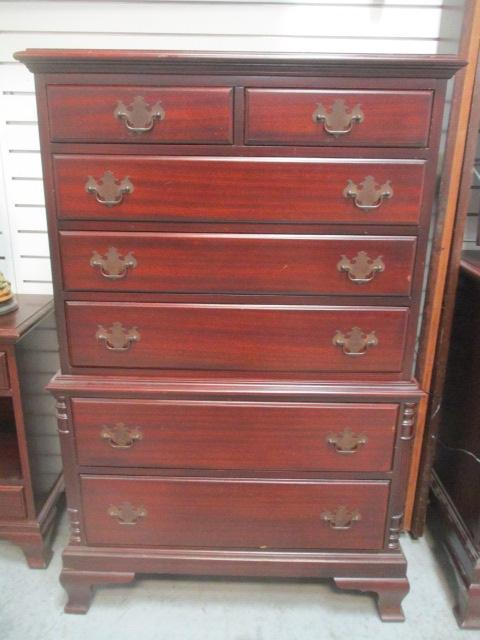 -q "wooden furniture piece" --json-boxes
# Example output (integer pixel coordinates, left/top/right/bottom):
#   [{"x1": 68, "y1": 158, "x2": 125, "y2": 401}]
[
  {"x1": 431, "y1": 252, "x2": 480, "y2": 628},
  {"x1": 0, "y1": 294, "x2": 63, "y2": 567},
  {"x1": 15, "y1": 49, "x2": 462, "y2": 617}
]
